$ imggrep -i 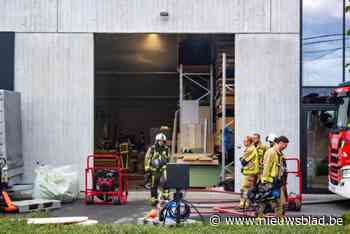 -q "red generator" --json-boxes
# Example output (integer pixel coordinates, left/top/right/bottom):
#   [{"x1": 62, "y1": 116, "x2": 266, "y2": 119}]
[{"x1": 85, "y1": 153, "x2": 128, "y2": 205}]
